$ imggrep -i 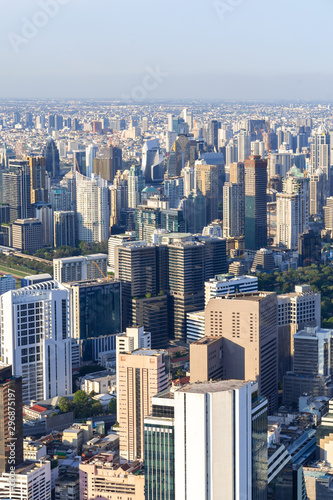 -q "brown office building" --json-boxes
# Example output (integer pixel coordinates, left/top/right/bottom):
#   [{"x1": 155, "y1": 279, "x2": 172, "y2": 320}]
[
  {"x1": 117, "y1": 349, "x2": 169, "y2": 461},
  {"x1": 205, "y1": 292, "x2": 278, "y2": 412},
  {"x1": 190, "y1": 336, "x2": 223, "y2": 383},
  {"x1": 0, "y1": 364, "x2": 23, "y2": 473}
]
